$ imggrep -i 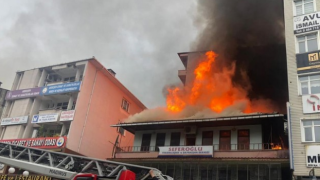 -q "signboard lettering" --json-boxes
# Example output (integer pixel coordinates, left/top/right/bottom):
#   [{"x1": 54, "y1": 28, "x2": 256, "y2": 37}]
[
  {"x1": 49, "y1": 169, "x2": 67, "y2": 177},
  {"x1": 306, "y1": 145, "x2": 320, "y2": 167},
  {"x1": 302, "y1": 94, "x2": 320, "y2": 114},
  {"x1": 60, "y1": 110, "x2": 76, "y2": 121},
  {"x1": 1, "y1": 175, "x2": 52, "y2": 180},
  {"x1": 294, "y1": 12, "x2": 320, "y2": 34},
  {"x1": 0, "y1": 137, "x2": 66, "y2": 149},
  {"x1": 296, "y1": 51, "x2": 320, "y2": 74},
  {"x1": 1, "y1": 116, "x2": 28, "y2": 126},
  {"x1": 5, "y1": 81, "x2": 81, "y2": 101},
  {"x1": 32, "y1": 114, "x2": 59, "y2": 123},
  {"x1": 158, "y1": 146, "x2": 213, "y2": 158},
  {"x1": 41, "y1": 82, "x2": 81, "y2": 96}
]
